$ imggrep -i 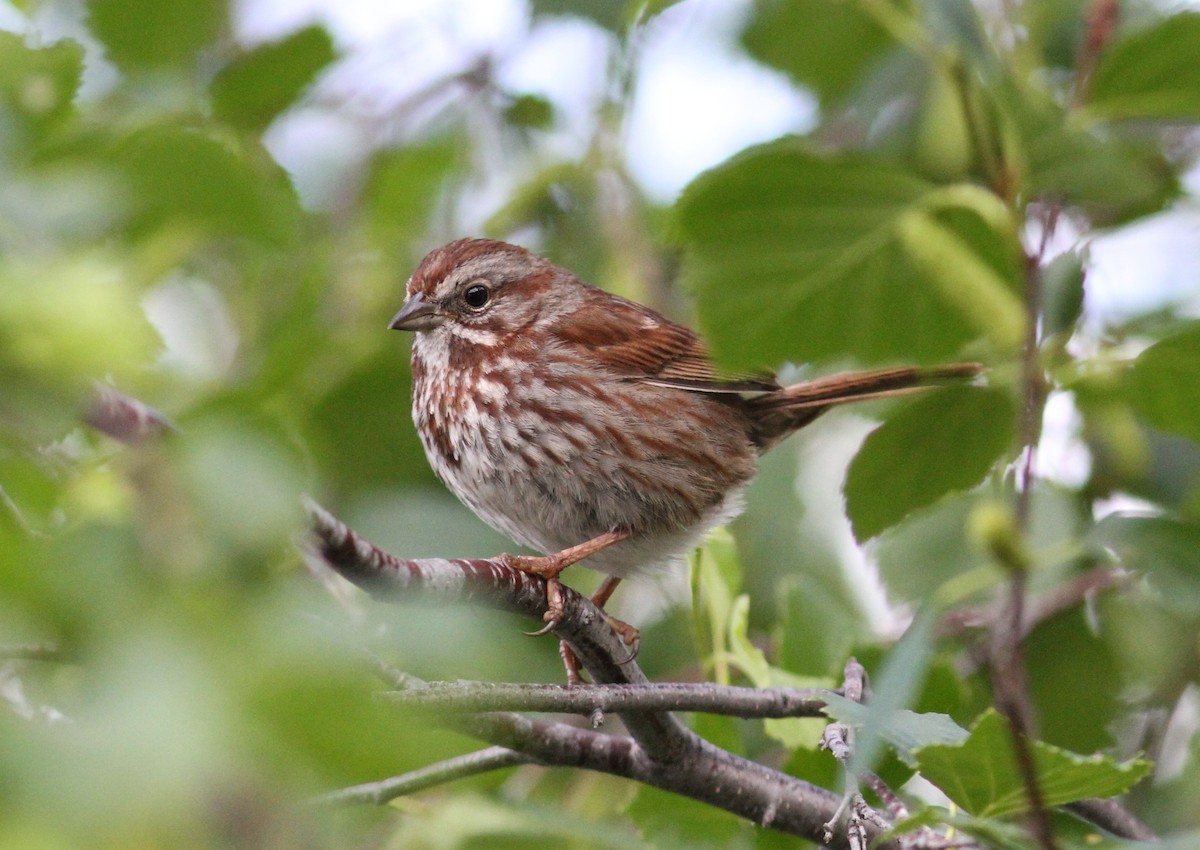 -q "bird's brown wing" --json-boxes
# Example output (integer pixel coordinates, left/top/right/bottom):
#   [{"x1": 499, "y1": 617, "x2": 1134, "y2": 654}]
[{"x1": 552, "y1": 294, "x2": 778, "y2": 394}]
